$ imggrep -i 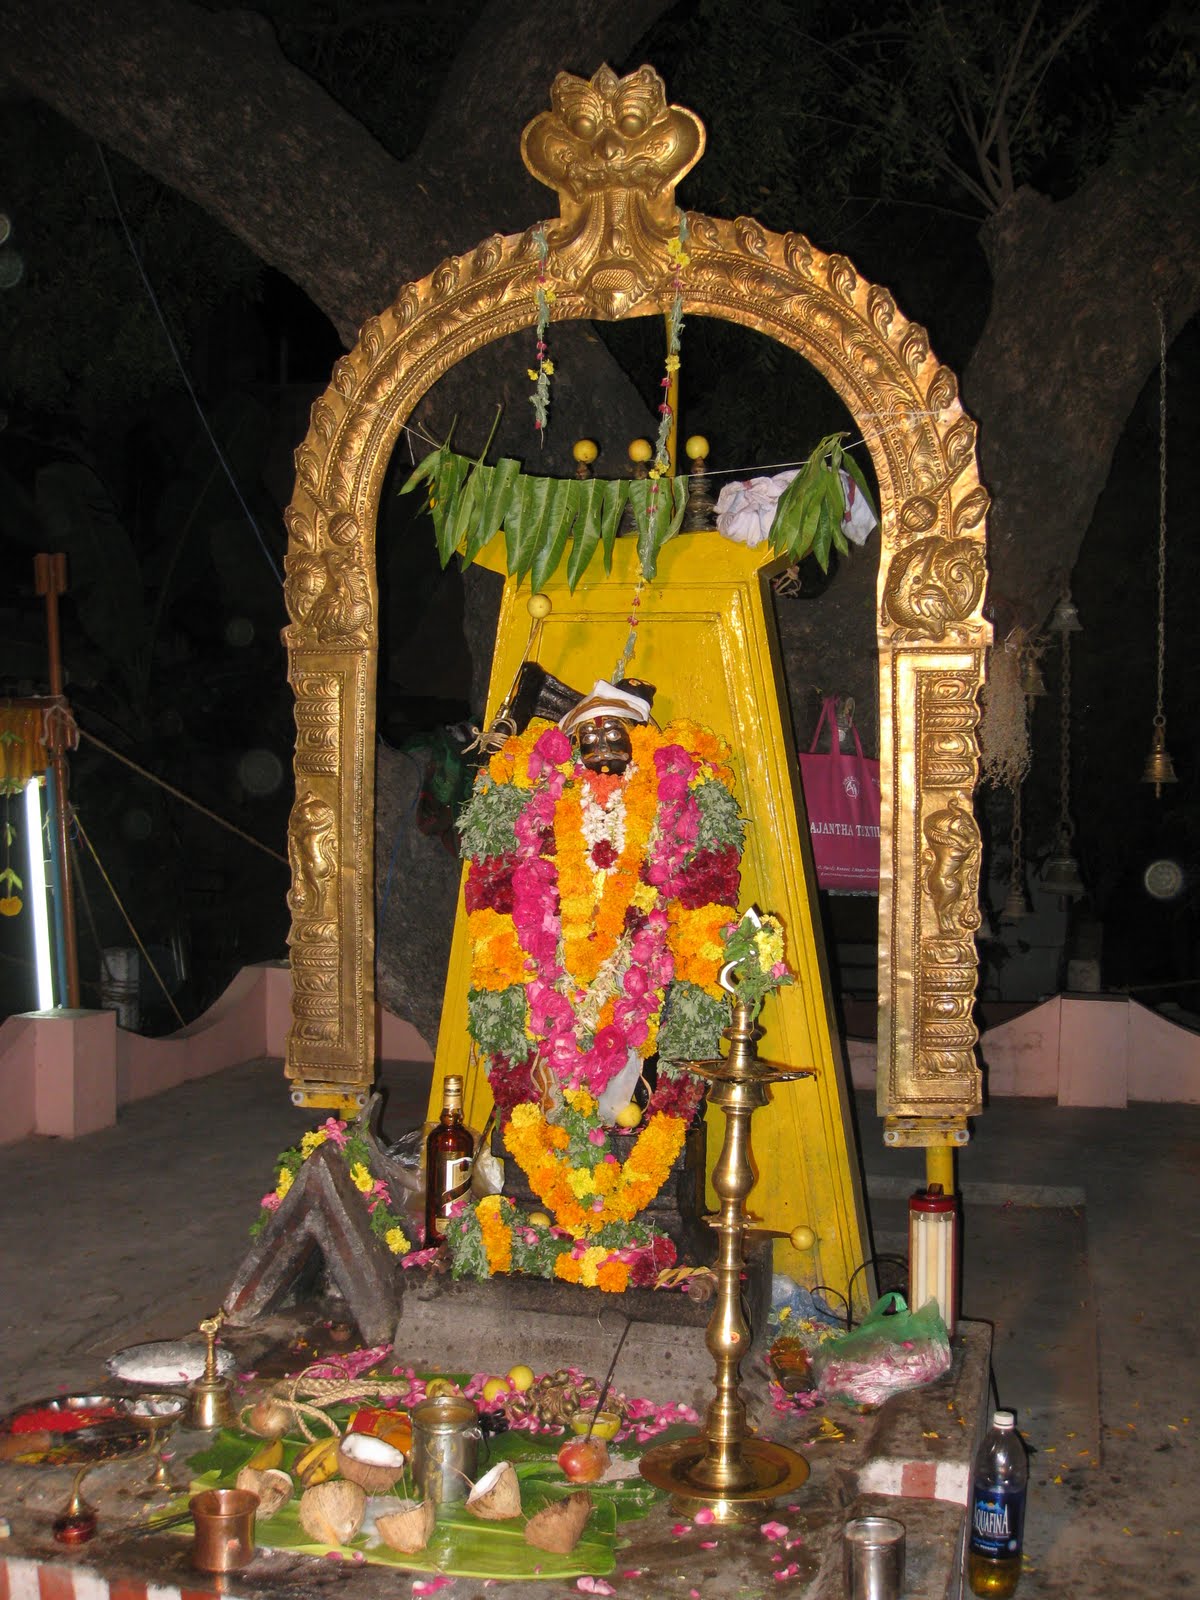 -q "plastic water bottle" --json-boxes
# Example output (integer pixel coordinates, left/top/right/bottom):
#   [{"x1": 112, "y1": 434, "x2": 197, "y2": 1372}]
[{"x1": 967, "y1": 1409, "x2": 1027, "y2": 1596}]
